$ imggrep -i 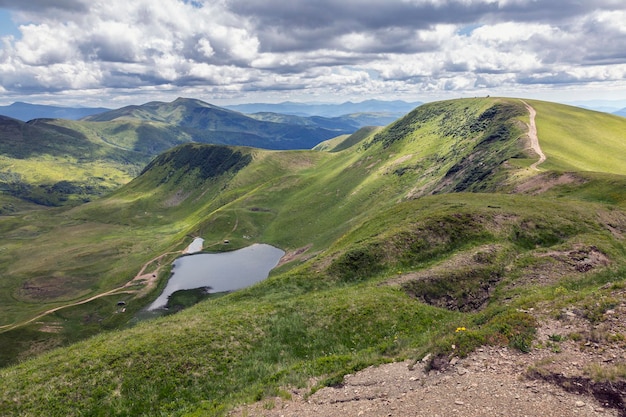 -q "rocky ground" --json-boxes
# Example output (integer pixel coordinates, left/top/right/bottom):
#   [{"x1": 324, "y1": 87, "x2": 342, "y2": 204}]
[{"x1": 230, "y1": 288, "x2": 626, "y2": 417}]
